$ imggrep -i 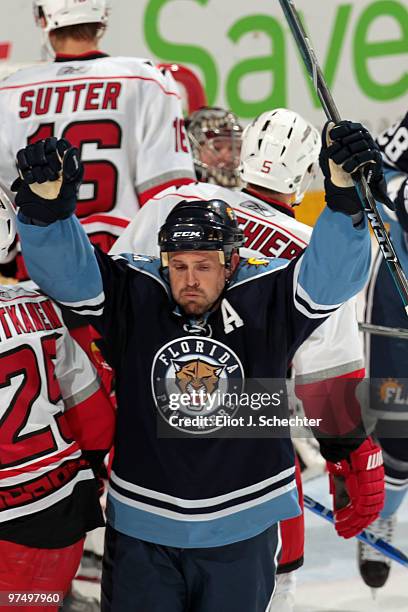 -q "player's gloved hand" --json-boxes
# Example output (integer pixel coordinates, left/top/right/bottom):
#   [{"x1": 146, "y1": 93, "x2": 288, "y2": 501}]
[
  {"x1": 319, "y1": 120, "x2": 394, "y2": 216},
  {"x1": 395, "y1": 177, "x2": 408, "y2": 233},
  {"x1": 326, "y1": 437, "x2": 385, "y2": 539},
  {"x1": 11, "y1": 137, "x2": 83, "y2": 224}
]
